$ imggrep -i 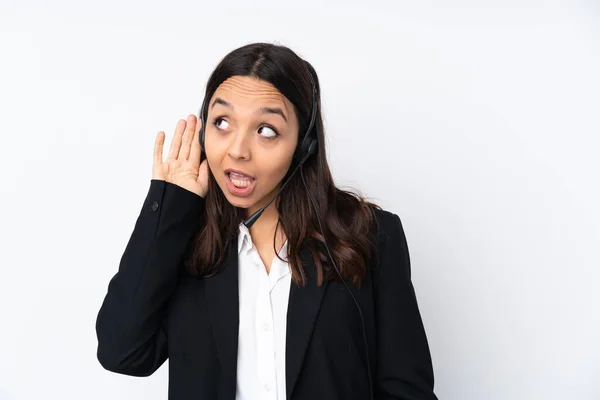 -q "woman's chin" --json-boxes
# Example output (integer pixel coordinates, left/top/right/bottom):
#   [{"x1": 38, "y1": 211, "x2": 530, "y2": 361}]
[{"x1": 222, "y1": 190, "x2": 255, "y2": 208}]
